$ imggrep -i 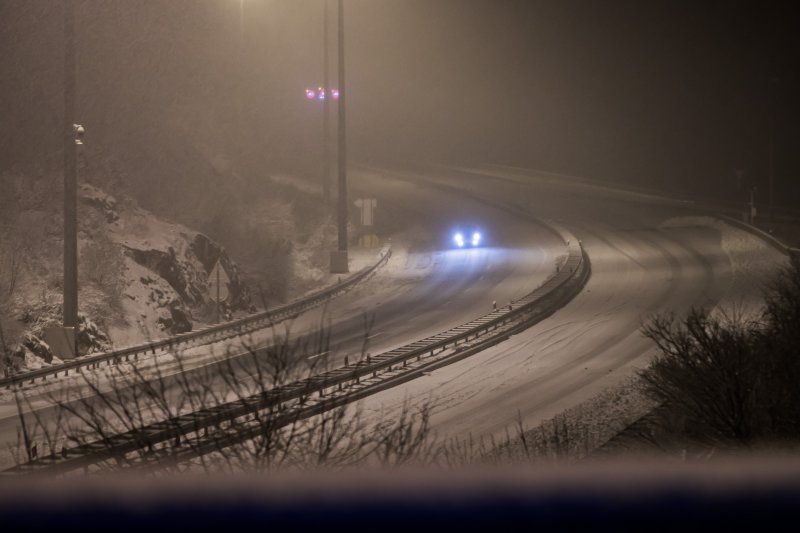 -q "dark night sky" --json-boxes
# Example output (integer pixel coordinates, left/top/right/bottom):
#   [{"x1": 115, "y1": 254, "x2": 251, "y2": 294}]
[
  {"x1": 345, "y1": 0, "x2": 798, "y2": 203},
  {"x1": 1, "y1": 0, "x2": 797, "y2": 208}
]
